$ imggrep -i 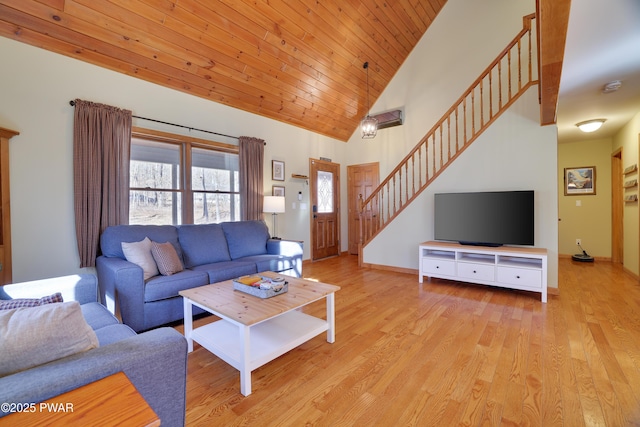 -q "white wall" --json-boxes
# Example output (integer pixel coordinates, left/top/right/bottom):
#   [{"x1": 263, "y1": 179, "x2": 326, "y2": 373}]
[
  {"x1": 342, "y1": 0, "x2": 559, "y2": 287},
  {"x1": 0, "y1": 36, "x2": 344, "y2": 281},
  {"x1": 362, "y1": 88, "x2": 559, "y2": 287},
  {"x1": 343, "y1": 0, "x2": 535, "y2": 170}
]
